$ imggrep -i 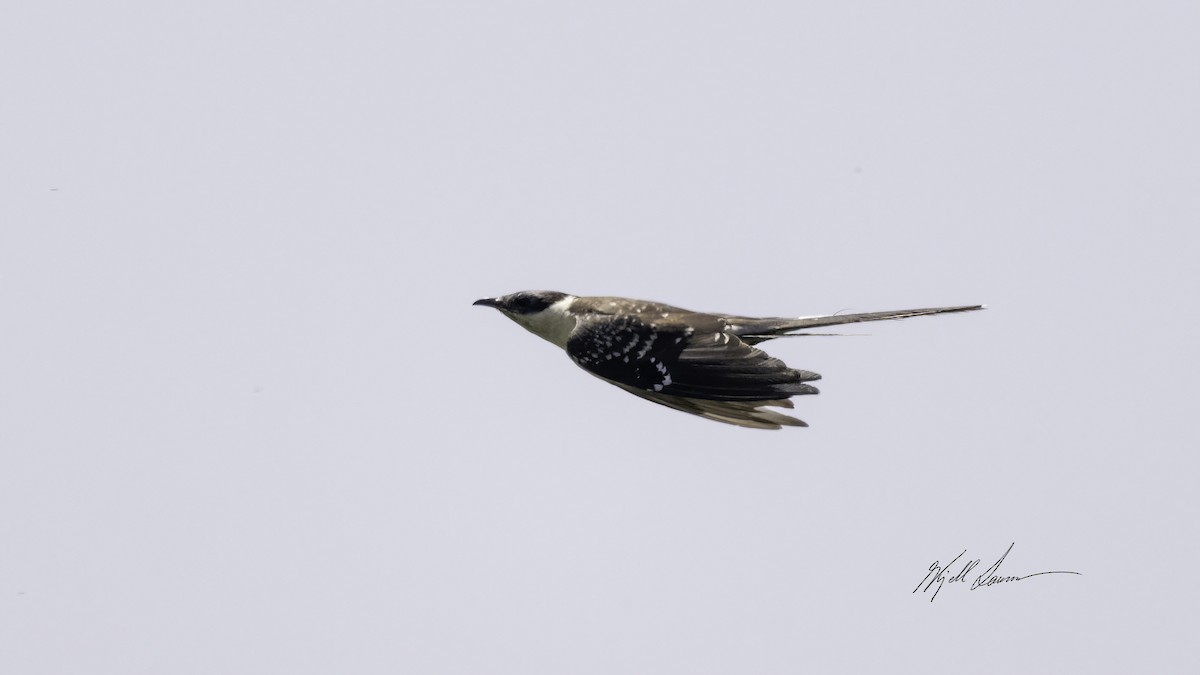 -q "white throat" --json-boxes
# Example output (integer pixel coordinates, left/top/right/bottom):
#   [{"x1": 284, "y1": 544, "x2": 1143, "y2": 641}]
[{"x1": 508, "y1": 296, "x2": 578, "y2": 348}]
